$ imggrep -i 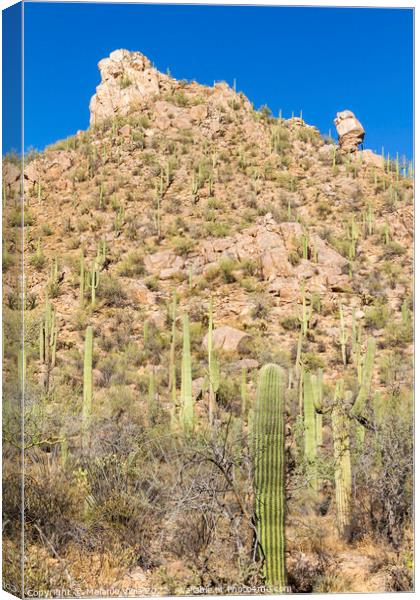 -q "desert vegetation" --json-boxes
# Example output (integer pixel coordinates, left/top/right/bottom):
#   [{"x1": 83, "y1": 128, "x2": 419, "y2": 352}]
[{"x1": 2, "y1": 49, "x2": 413, "y2": 596}]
